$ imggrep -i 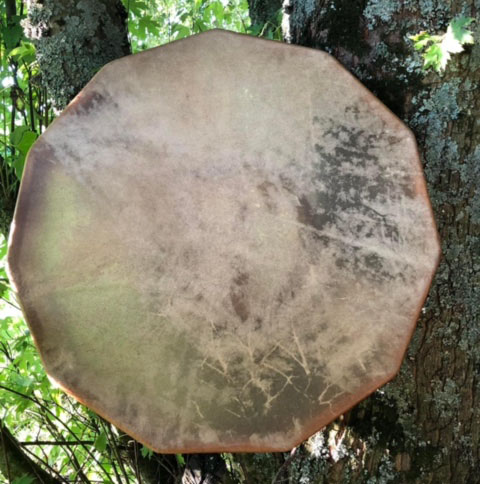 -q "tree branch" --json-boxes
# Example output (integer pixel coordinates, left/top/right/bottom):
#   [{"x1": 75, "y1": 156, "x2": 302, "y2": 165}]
[
  {"x1": 19, "y1": 440, "x2": 95, "y2": 446},
  {"x1": 0, "y1": 418, "x2": 61, "y2": 484},
  {"x1": 120, "y1": 434, "x2": 179, "y2": 484}
]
